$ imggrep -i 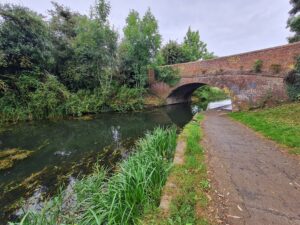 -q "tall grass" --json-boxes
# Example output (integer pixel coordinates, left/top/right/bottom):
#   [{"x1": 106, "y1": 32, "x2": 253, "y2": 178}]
[
  {"x1": 12, "y1": 127, "x2": 177, "y2": 225},
  {"x1": 141, "y1": 114, "x2": 212, "y2": 225}
]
